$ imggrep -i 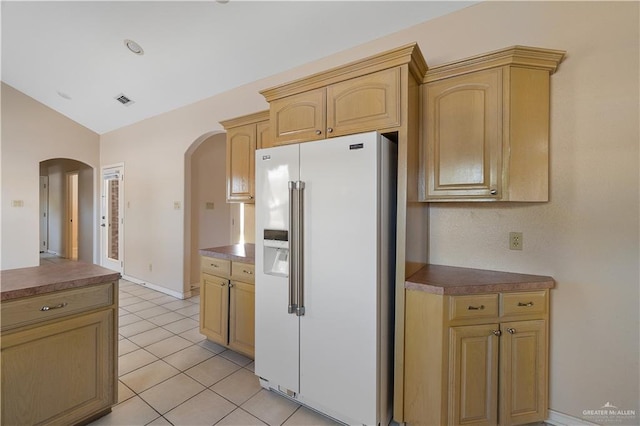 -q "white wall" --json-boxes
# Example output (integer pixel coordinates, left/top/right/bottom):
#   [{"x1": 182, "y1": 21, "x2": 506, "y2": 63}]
[
  {"x1": 188, "y1": 133, "x2": 231, "y2": 287},
  {"x1": 1, "y1": 83, "x2": 100, "y2": 269}
]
